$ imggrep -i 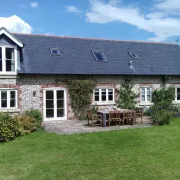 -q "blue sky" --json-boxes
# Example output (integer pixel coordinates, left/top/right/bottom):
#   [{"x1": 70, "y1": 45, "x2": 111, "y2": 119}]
[{"x1": 0, "y1": 0, "x2": 180, "y2": 42}]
